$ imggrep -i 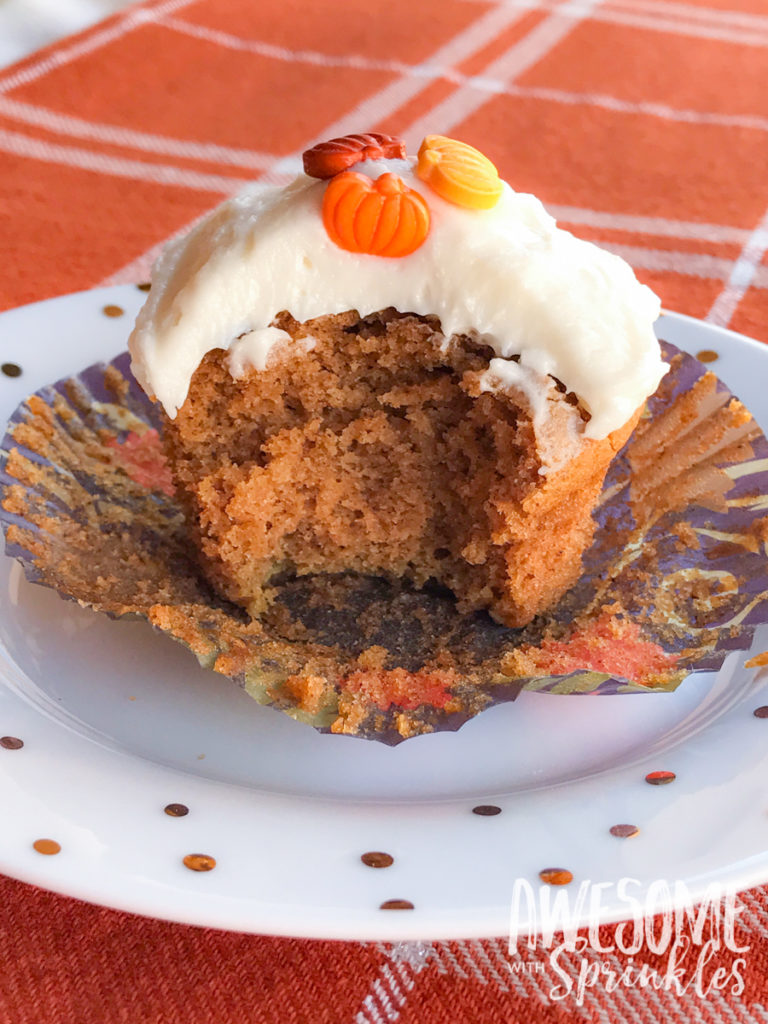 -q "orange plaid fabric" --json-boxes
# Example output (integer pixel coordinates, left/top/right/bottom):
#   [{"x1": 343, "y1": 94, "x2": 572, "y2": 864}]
[
  {"x1": 2, "y1": 0, "x2": 767, "y2": 341},
  {"x1": 1, "y1": 0, "x2": 768, "y2": 1021}
]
